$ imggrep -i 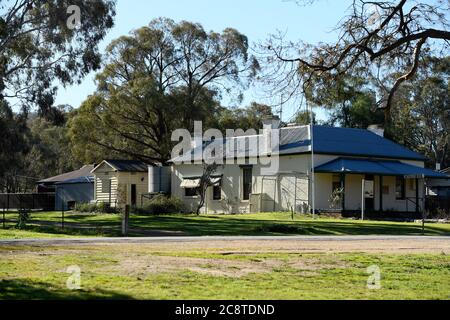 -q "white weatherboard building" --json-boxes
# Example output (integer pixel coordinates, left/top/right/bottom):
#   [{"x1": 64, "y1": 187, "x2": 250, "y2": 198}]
[{"x1": 169, "y1": 124, "x2": 447, "y2": 216}]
